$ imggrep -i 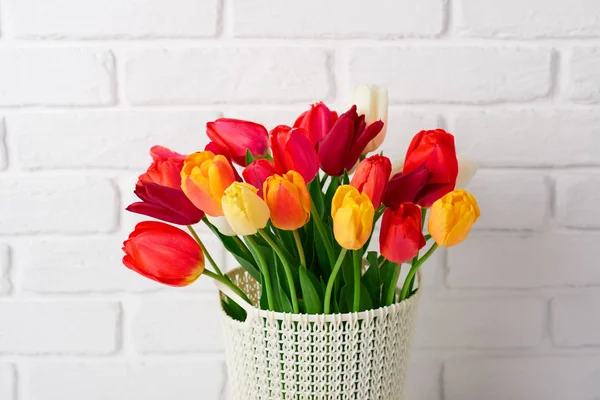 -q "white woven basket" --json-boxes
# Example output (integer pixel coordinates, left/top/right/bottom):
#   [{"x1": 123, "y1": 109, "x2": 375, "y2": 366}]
[{"x1": 216, "y1": 267, "x2": 422, "y2": 400}]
